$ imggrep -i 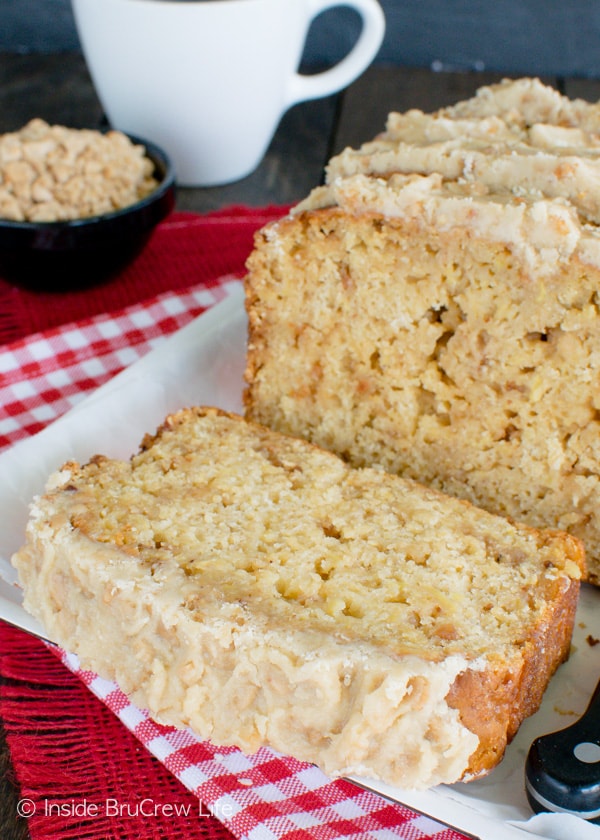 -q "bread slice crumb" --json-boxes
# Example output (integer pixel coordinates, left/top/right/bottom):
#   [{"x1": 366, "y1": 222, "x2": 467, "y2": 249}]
[{"x1": 12, "y1": 406, "x2": 584, "y2": 789}]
